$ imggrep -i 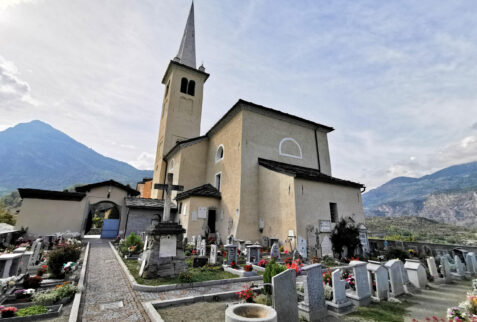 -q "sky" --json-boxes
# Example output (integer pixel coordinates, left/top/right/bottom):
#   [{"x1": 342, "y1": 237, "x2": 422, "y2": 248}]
[{"x1": 1, "y1": 0, "x2": 477, "y2": 190}]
